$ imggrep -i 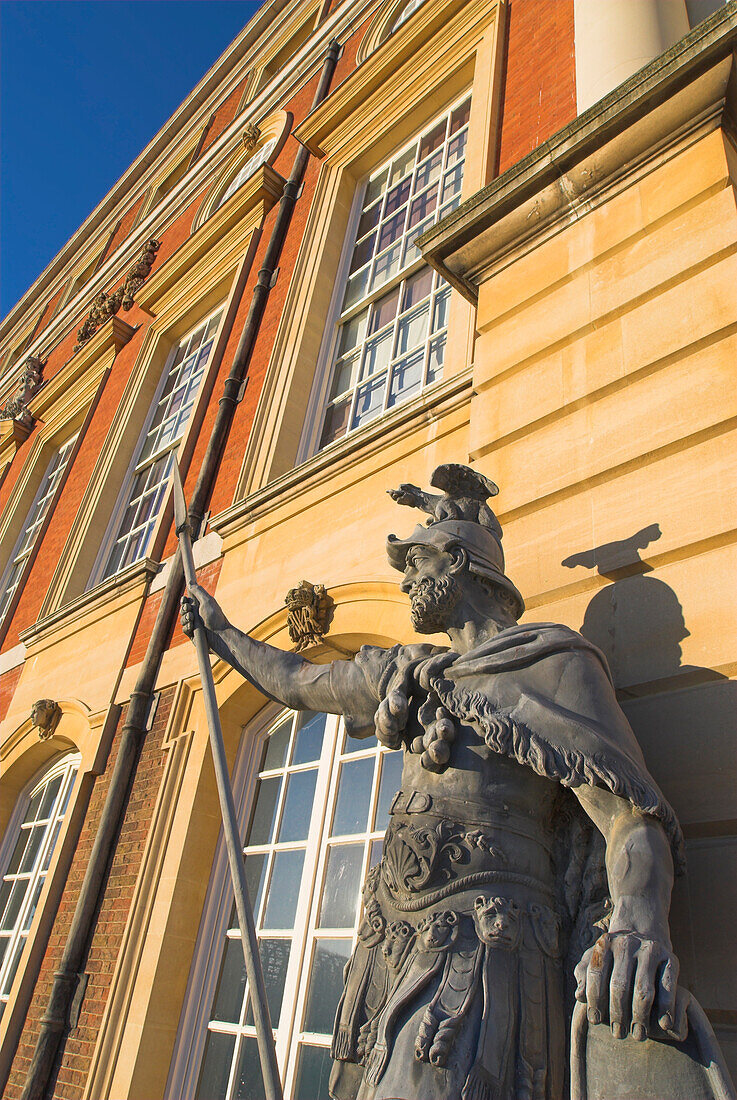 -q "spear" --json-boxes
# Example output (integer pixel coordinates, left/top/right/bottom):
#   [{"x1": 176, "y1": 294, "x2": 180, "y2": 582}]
[{"x1": 172, "y1": 461, "x2": 283, "y2": 1100}]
